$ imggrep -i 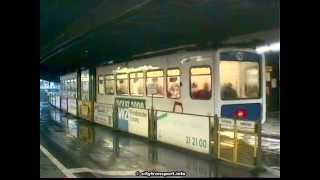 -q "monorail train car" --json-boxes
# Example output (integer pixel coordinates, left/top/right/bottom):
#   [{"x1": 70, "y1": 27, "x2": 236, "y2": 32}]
[
  {"x1": 77, "y1": 69, "x2": 96, "y2": 121},
  {"x1": 95, "y1": 47, "x2": 266, "y2": 126}
]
